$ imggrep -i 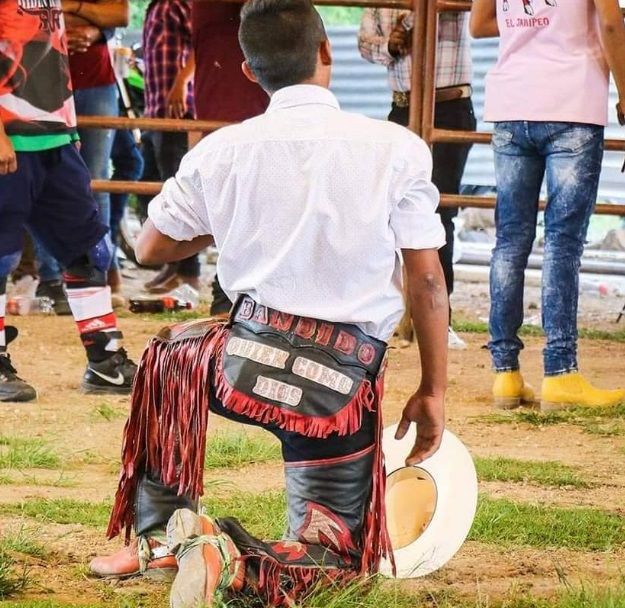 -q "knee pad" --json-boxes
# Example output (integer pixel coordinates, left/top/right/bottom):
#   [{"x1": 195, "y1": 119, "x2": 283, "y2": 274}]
[
  {"x1": 0, "y1": 251, "x2": 22, "y2": 281},
  {"x1": 88, "y1": 233, "x2": 114, "y2": 273}
]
